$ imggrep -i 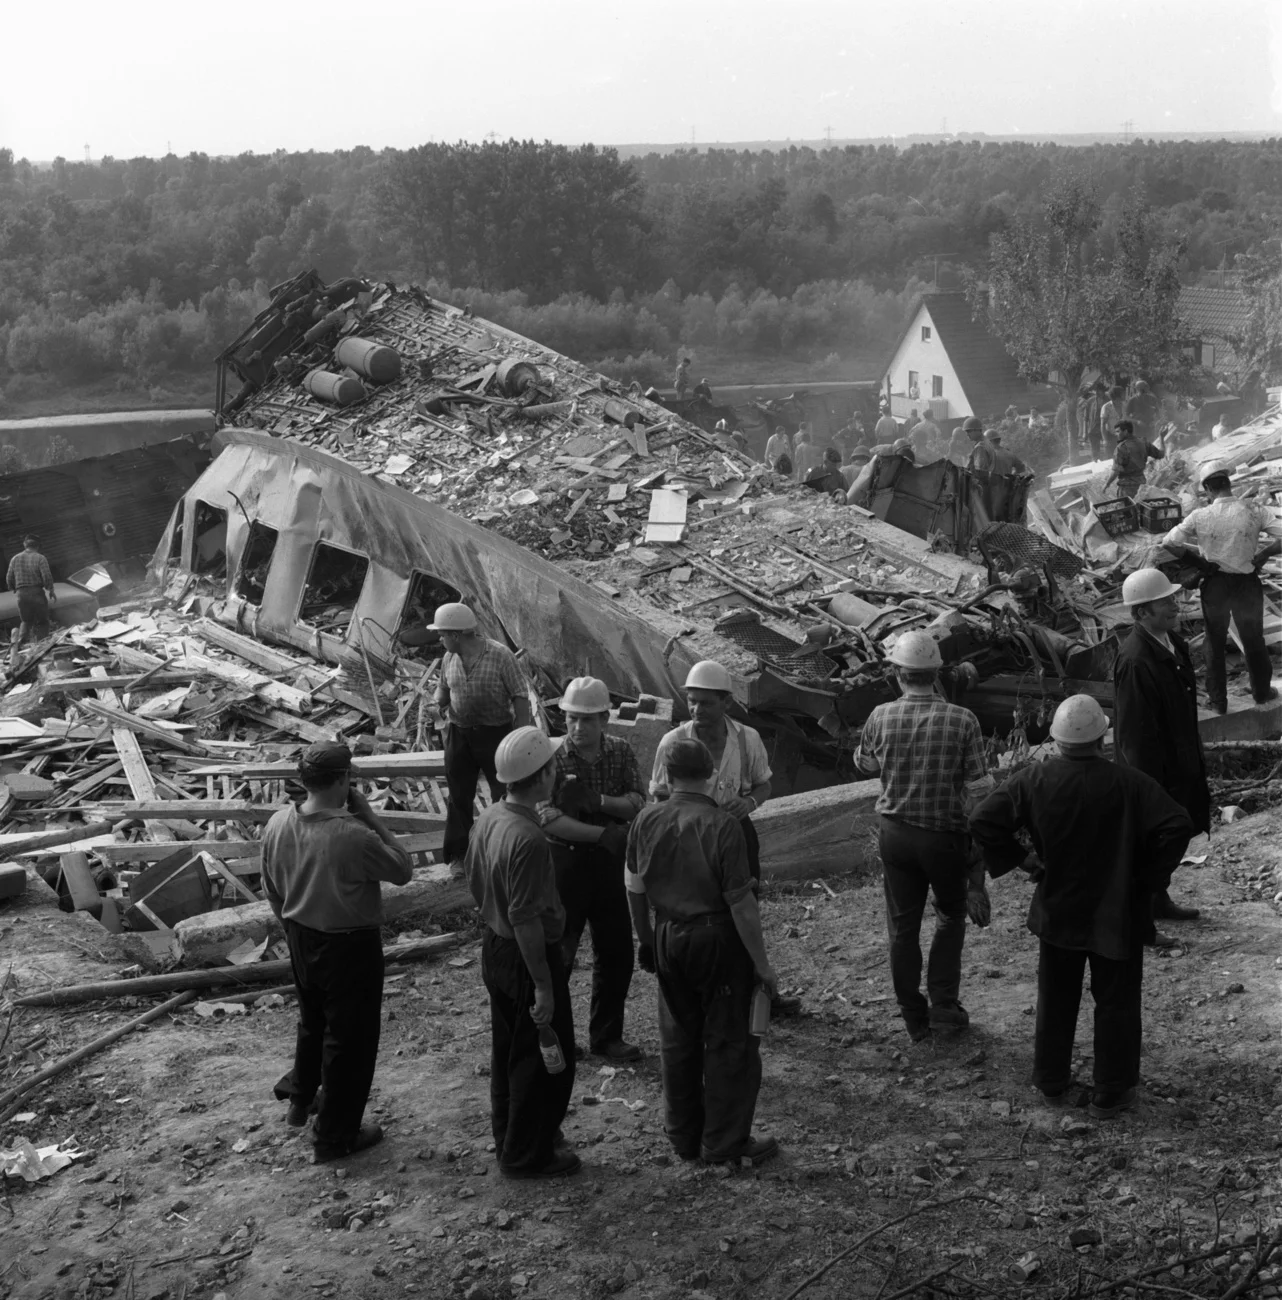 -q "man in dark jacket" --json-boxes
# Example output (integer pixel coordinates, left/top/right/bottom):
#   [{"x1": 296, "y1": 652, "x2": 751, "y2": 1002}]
[
  {"x1": 970, "y1": 695, "x2": 1192, "y2": 1120},
  {"x1": 1104, "y1": 420, "x2": 1165, "y2": 499},
  {"x1": 1112, "y1": 569, "x2": 1208, "y2": 936}
]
